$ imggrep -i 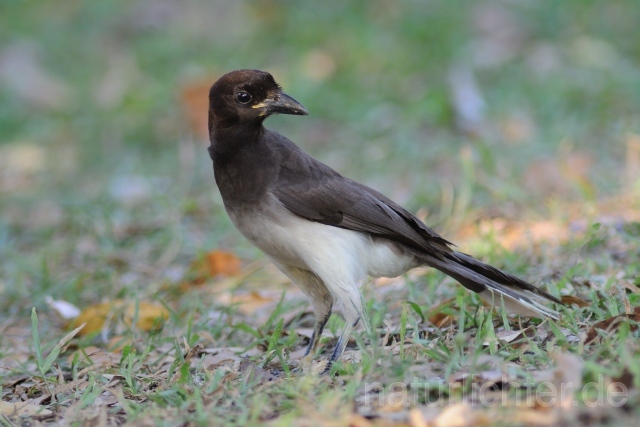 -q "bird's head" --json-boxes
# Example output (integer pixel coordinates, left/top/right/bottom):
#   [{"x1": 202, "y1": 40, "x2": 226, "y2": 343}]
[{"x1": 208, "y1": 69, "x2": 307, "y2": 131}]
